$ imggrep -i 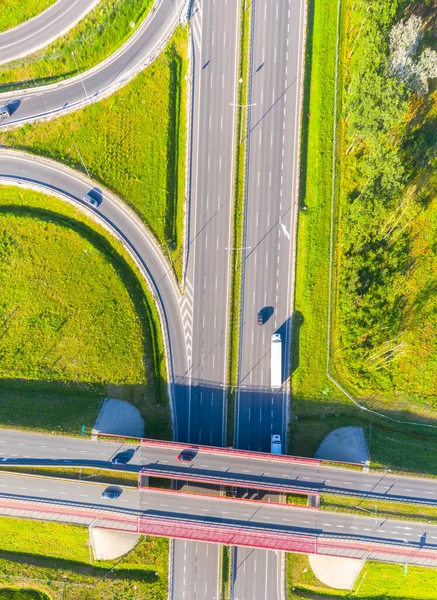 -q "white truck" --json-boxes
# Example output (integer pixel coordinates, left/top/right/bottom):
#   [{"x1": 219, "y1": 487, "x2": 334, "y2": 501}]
[
  {"x1": 271, "y1": 333, "x2": 282, "y2": 389},
  {"x1": 271, "y1": 434, "x2": 282, "y2": 455}
]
